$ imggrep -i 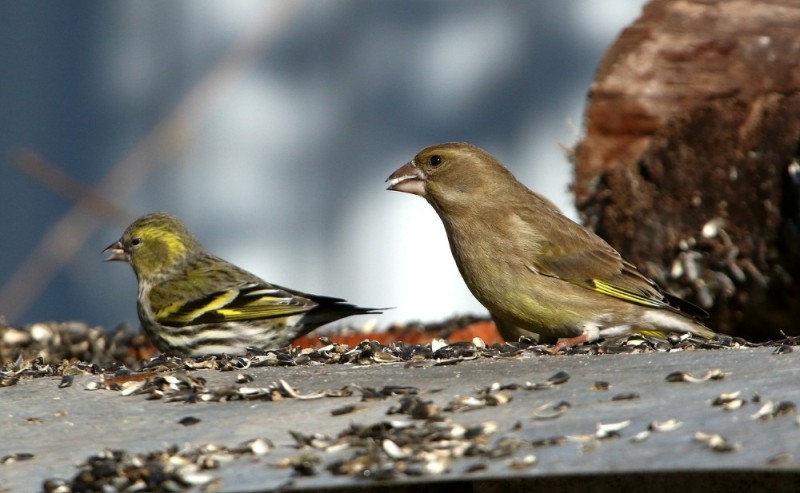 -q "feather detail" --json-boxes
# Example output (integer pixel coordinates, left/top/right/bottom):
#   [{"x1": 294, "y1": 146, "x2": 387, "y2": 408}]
[
  {"x1": 591, "y1": 279, "x2": 666, "y2": 309},
  {"x1": 155, "y1": 284, "x2": 315, "y2": 327}
]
